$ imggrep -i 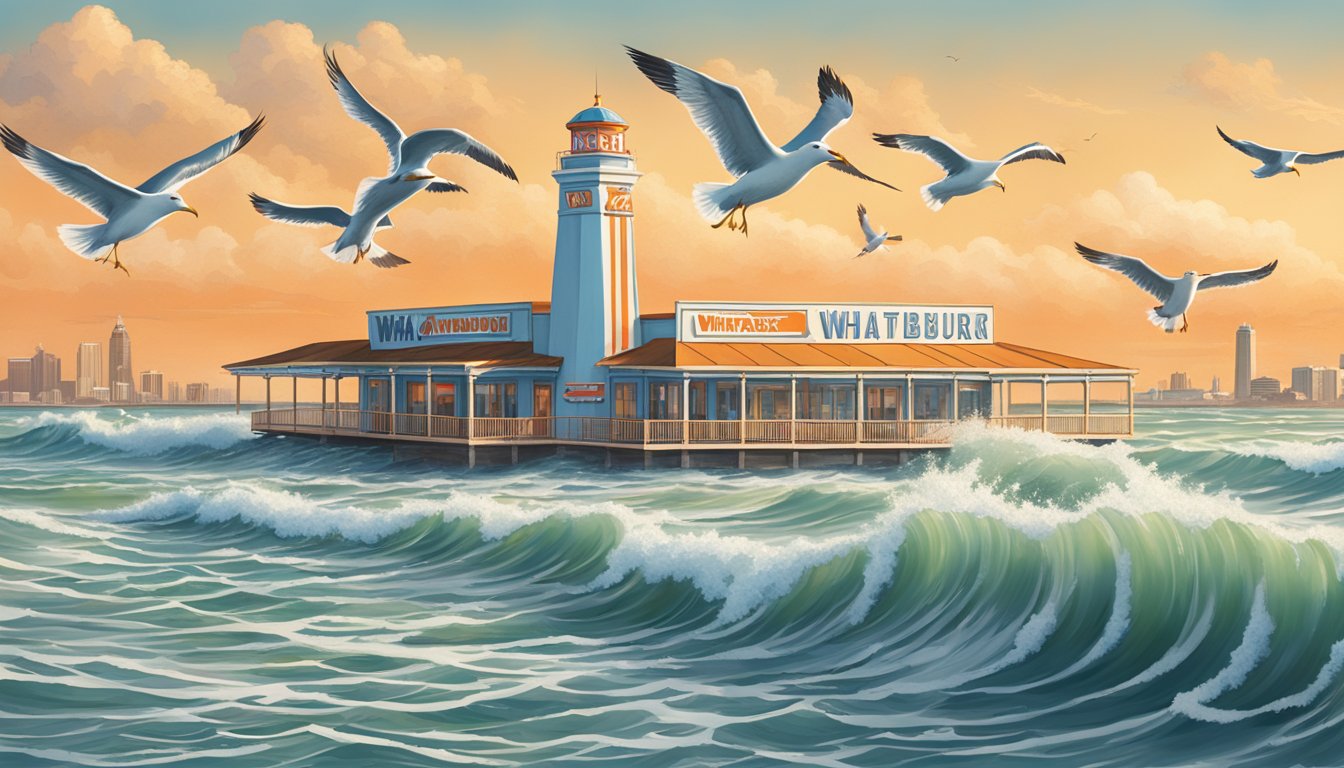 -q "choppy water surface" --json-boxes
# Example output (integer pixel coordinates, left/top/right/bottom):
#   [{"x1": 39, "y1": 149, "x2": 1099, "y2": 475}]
[{"x1": 1, "y1": 406, "x2": 1343, "y2": 766}]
